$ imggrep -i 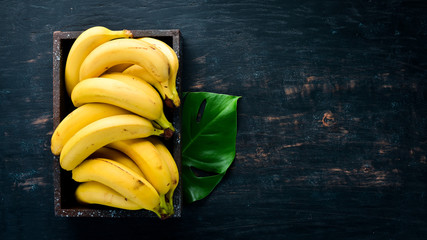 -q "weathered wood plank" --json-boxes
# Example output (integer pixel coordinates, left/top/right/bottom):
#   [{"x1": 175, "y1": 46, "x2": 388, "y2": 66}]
[{"x1": 0, "y1": 0, "x2": 426, "y2": 239}]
